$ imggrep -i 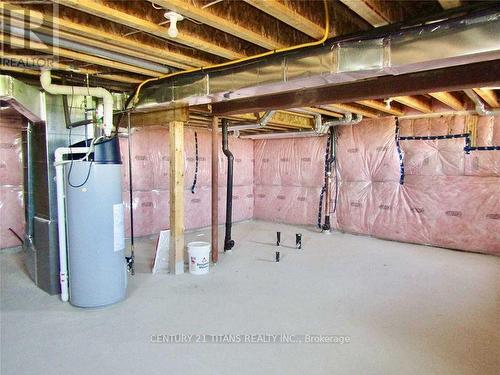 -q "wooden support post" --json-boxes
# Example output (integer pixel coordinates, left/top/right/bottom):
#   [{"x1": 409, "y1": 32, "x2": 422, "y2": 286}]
[
  {"x1": 211, "y1": 116, "x2": 219, "y2": 264},
  {"x1": 169, "y1": 120, "x2": 185, "y2": 274}
]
